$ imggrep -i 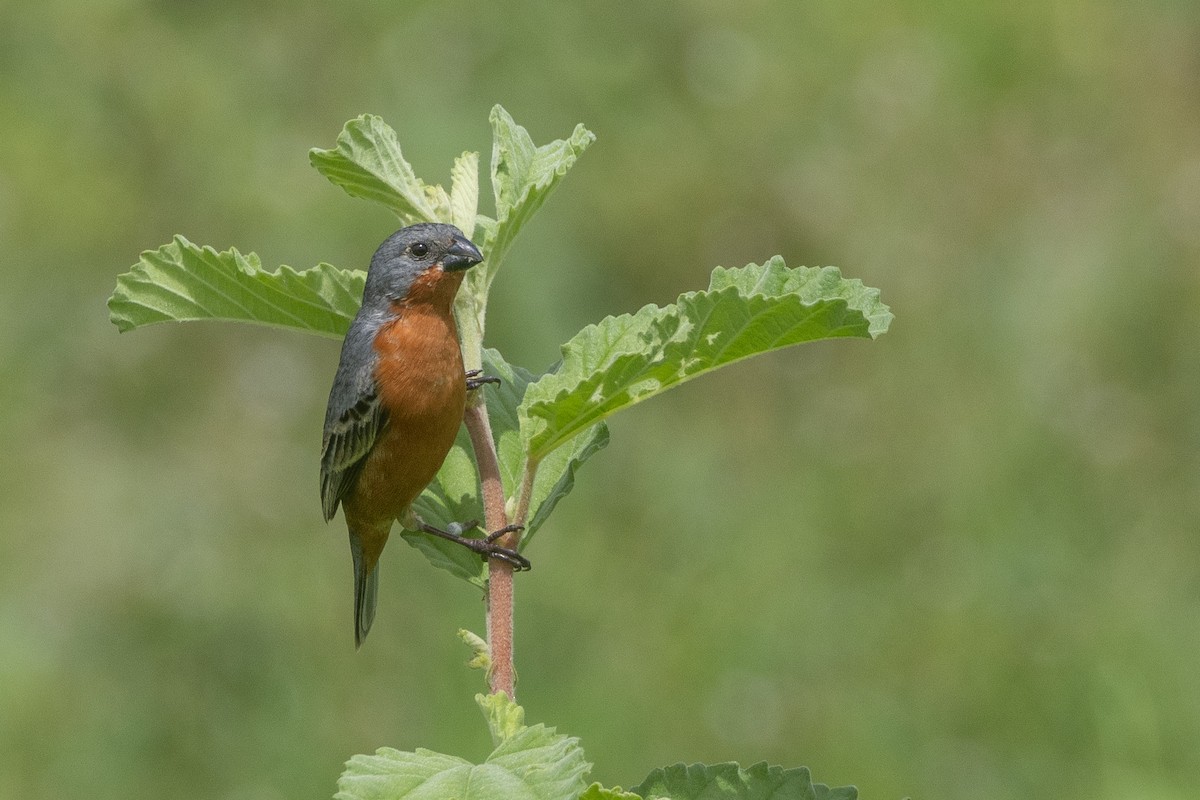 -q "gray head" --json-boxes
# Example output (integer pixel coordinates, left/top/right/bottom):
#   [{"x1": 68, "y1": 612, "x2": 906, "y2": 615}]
[{"x1": 361, "y1": 223, "x2": 484, "y2": 310}]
